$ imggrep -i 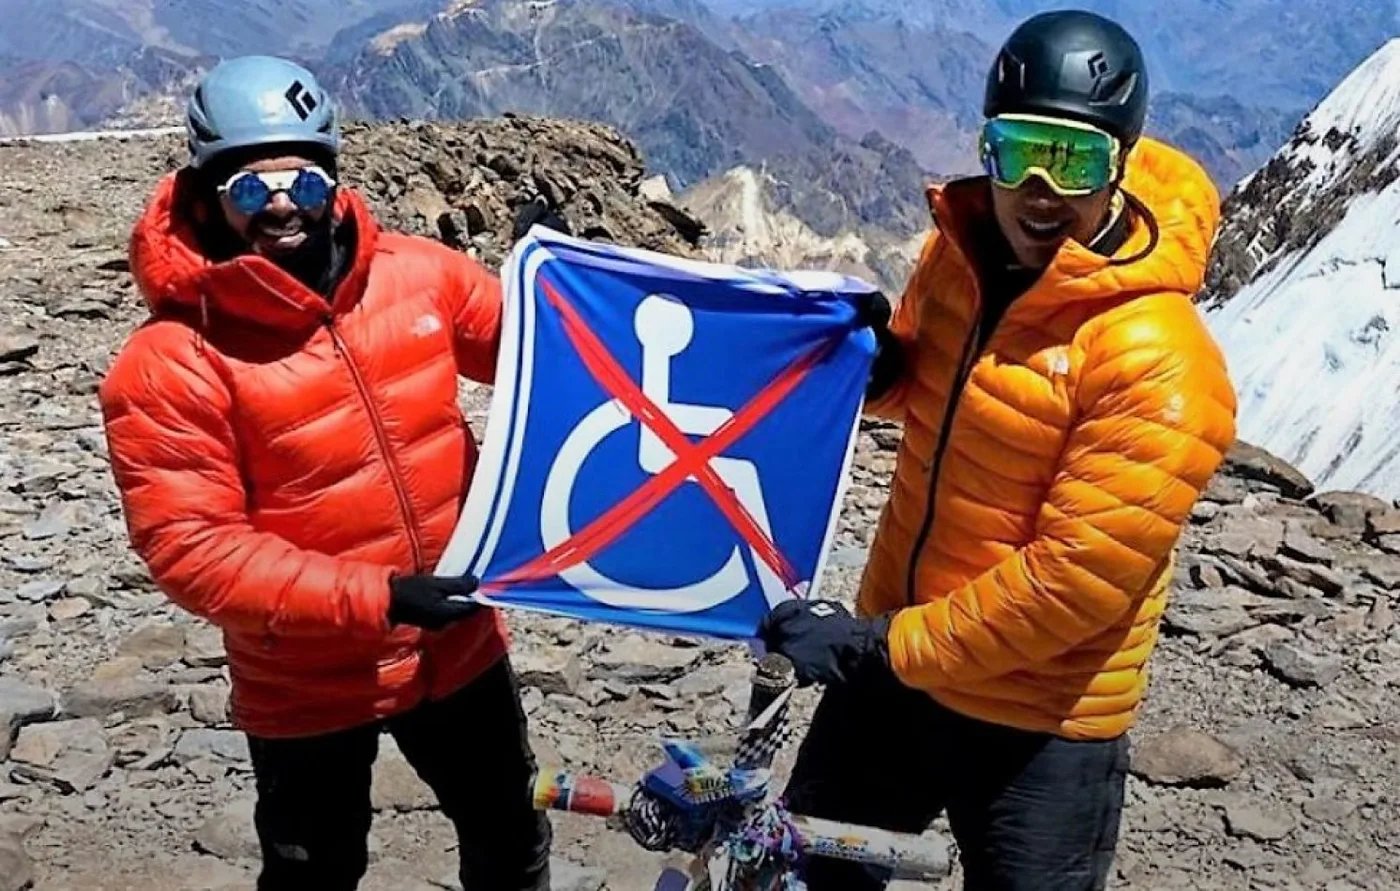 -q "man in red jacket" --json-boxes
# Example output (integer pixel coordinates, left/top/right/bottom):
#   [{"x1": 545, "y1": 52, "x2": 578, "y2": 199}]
[{"x1": 99, "y1": 56, "x2": 550, "y2": 889}]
